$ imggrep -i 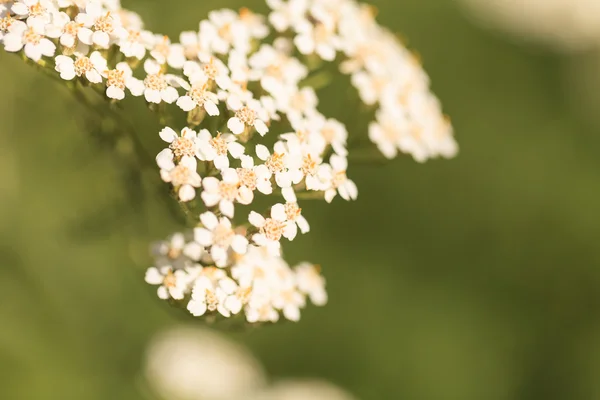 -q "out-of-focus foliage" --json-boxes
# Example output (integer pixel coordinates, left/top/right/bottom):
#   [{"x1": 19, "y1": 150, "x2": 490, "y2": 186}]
[{"x1": 2, "y1": 0, "x2": 600, "y2": 399}]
